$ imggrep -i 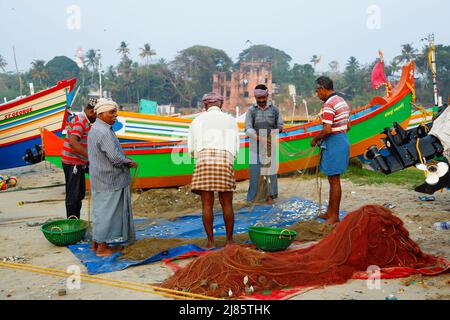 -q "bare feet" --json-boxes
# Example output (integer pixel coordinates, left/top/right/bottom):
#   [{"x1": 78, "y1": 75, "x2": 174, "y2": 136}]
[
  {"x1": 90, "y1": 242, "x2": 98, "y2": 251},
  {"x1": 324, "y1": 215, "x2": 340, "y2": 226},
  {"x1": 266, "y1": 196, "x2": 275, "y2": 205},
  {"x1": 225, "y1": 239, "x2": 235, "y2": 246},
  {"x1": 317, "y1": 213, "x2": 329, "y2": 220},
  {"x1": 206, "y1": 242, "x2": 216, "y2": 249},
  {"x1": 96, "y1": 243, "x2": 114, "y2": 257}
]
